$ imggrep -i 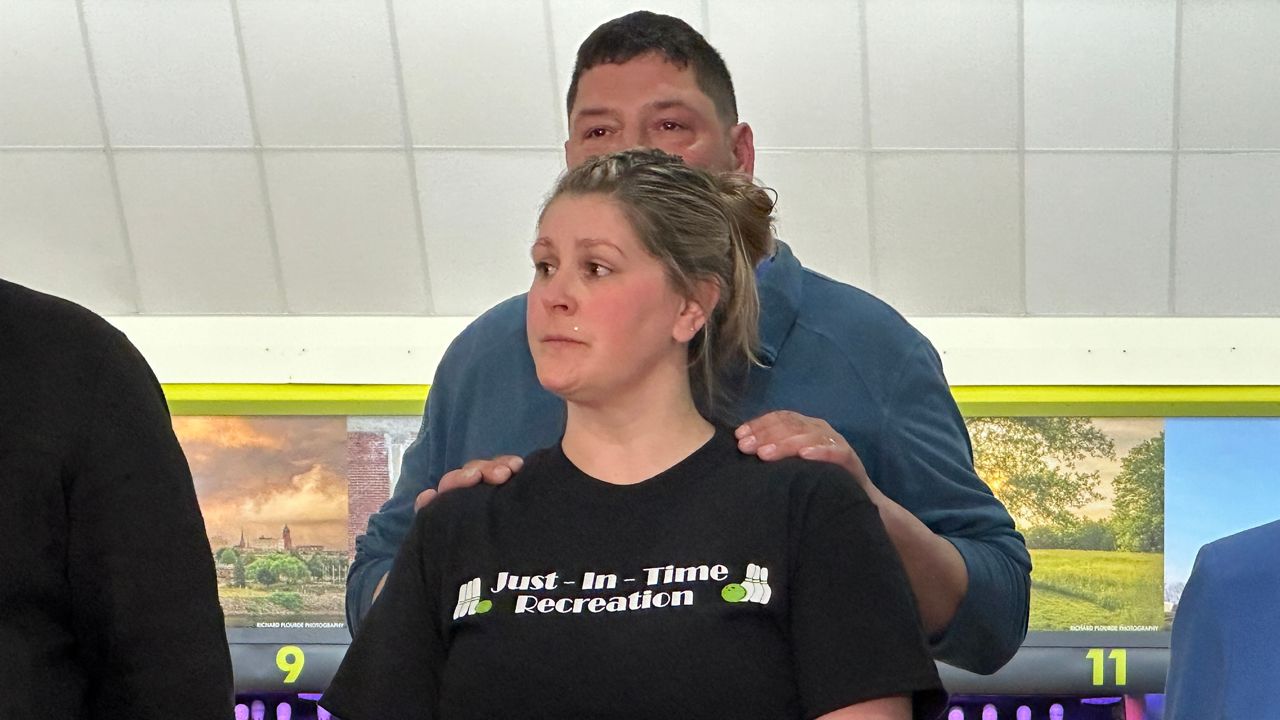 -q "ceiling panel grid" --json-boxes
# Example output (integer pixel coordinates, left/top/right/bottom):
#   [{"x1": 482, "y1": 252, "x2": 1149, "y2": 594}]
[{"x1": 1, "y1": 0, "x2": 1278, "y2": 319}]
